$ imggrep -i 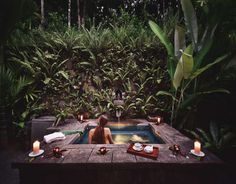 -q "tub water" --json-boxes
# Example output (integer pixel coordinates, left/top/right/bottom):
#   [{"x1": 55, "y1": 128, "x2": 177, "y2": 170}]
[{"x1": 73, "y1": 124, "x2": 165, "y2": 144}]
